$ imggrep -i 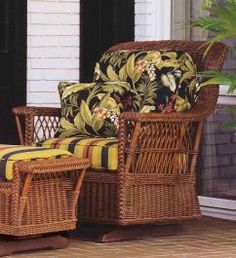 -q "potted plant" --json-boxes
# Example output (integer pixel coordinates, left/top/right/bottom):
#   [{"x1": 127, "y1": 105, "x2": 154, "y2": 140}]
[{"x1": 191, "y1": 0, "x2": 236, "y2": 128}]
